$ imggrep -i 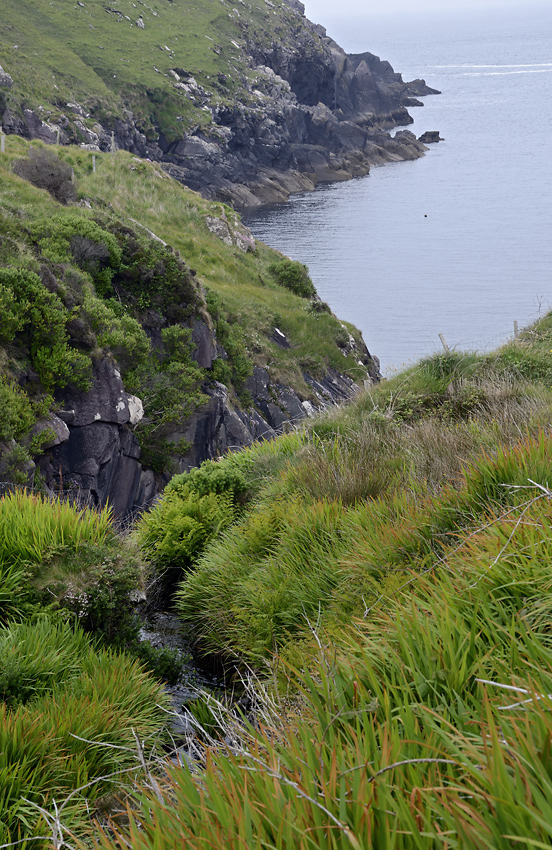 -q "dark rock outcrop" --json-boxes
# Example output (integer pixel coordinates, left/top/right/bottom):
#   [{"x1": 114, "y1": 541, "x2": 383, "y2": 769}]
[
  {"x1": 418, "y1": 131, "x2": 444, "y2": 144},
  {"x1": 38, "y1": 359, "x2": 155, "y2": 516},
  {"x1": 34, "y1": 326, "x2": 379, "y2": 516}
]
